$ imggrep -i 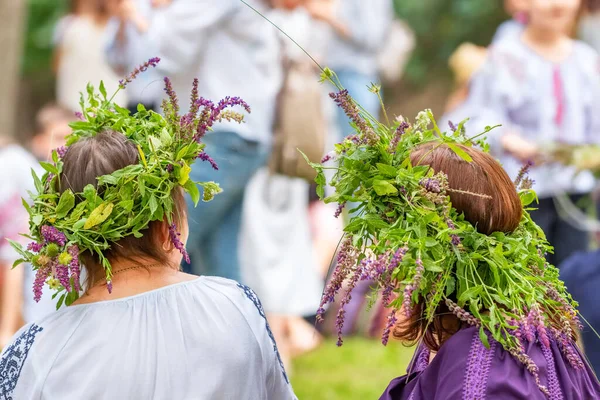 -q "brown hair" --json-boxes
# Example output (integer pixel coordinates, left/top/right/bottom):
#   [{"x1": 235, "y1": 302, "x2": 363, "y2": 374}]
[
  {"x1": 60, "y1": 130, "x2": 187, "y2": 289},
  {"x1": 394, "y1": 143, "x2": 523, "y2": 351}
]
